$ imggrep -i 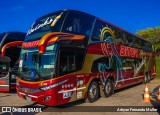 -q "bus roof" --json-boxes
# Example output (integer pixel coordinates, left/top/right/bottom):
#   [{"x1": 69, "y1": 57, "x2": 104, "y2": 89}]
[
  {"x1": 0, "y1": 31, "x2": 26, "y2": 41},
  {"x1": 0, "y1": 31, "x2": 26, "y2": 35}
]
